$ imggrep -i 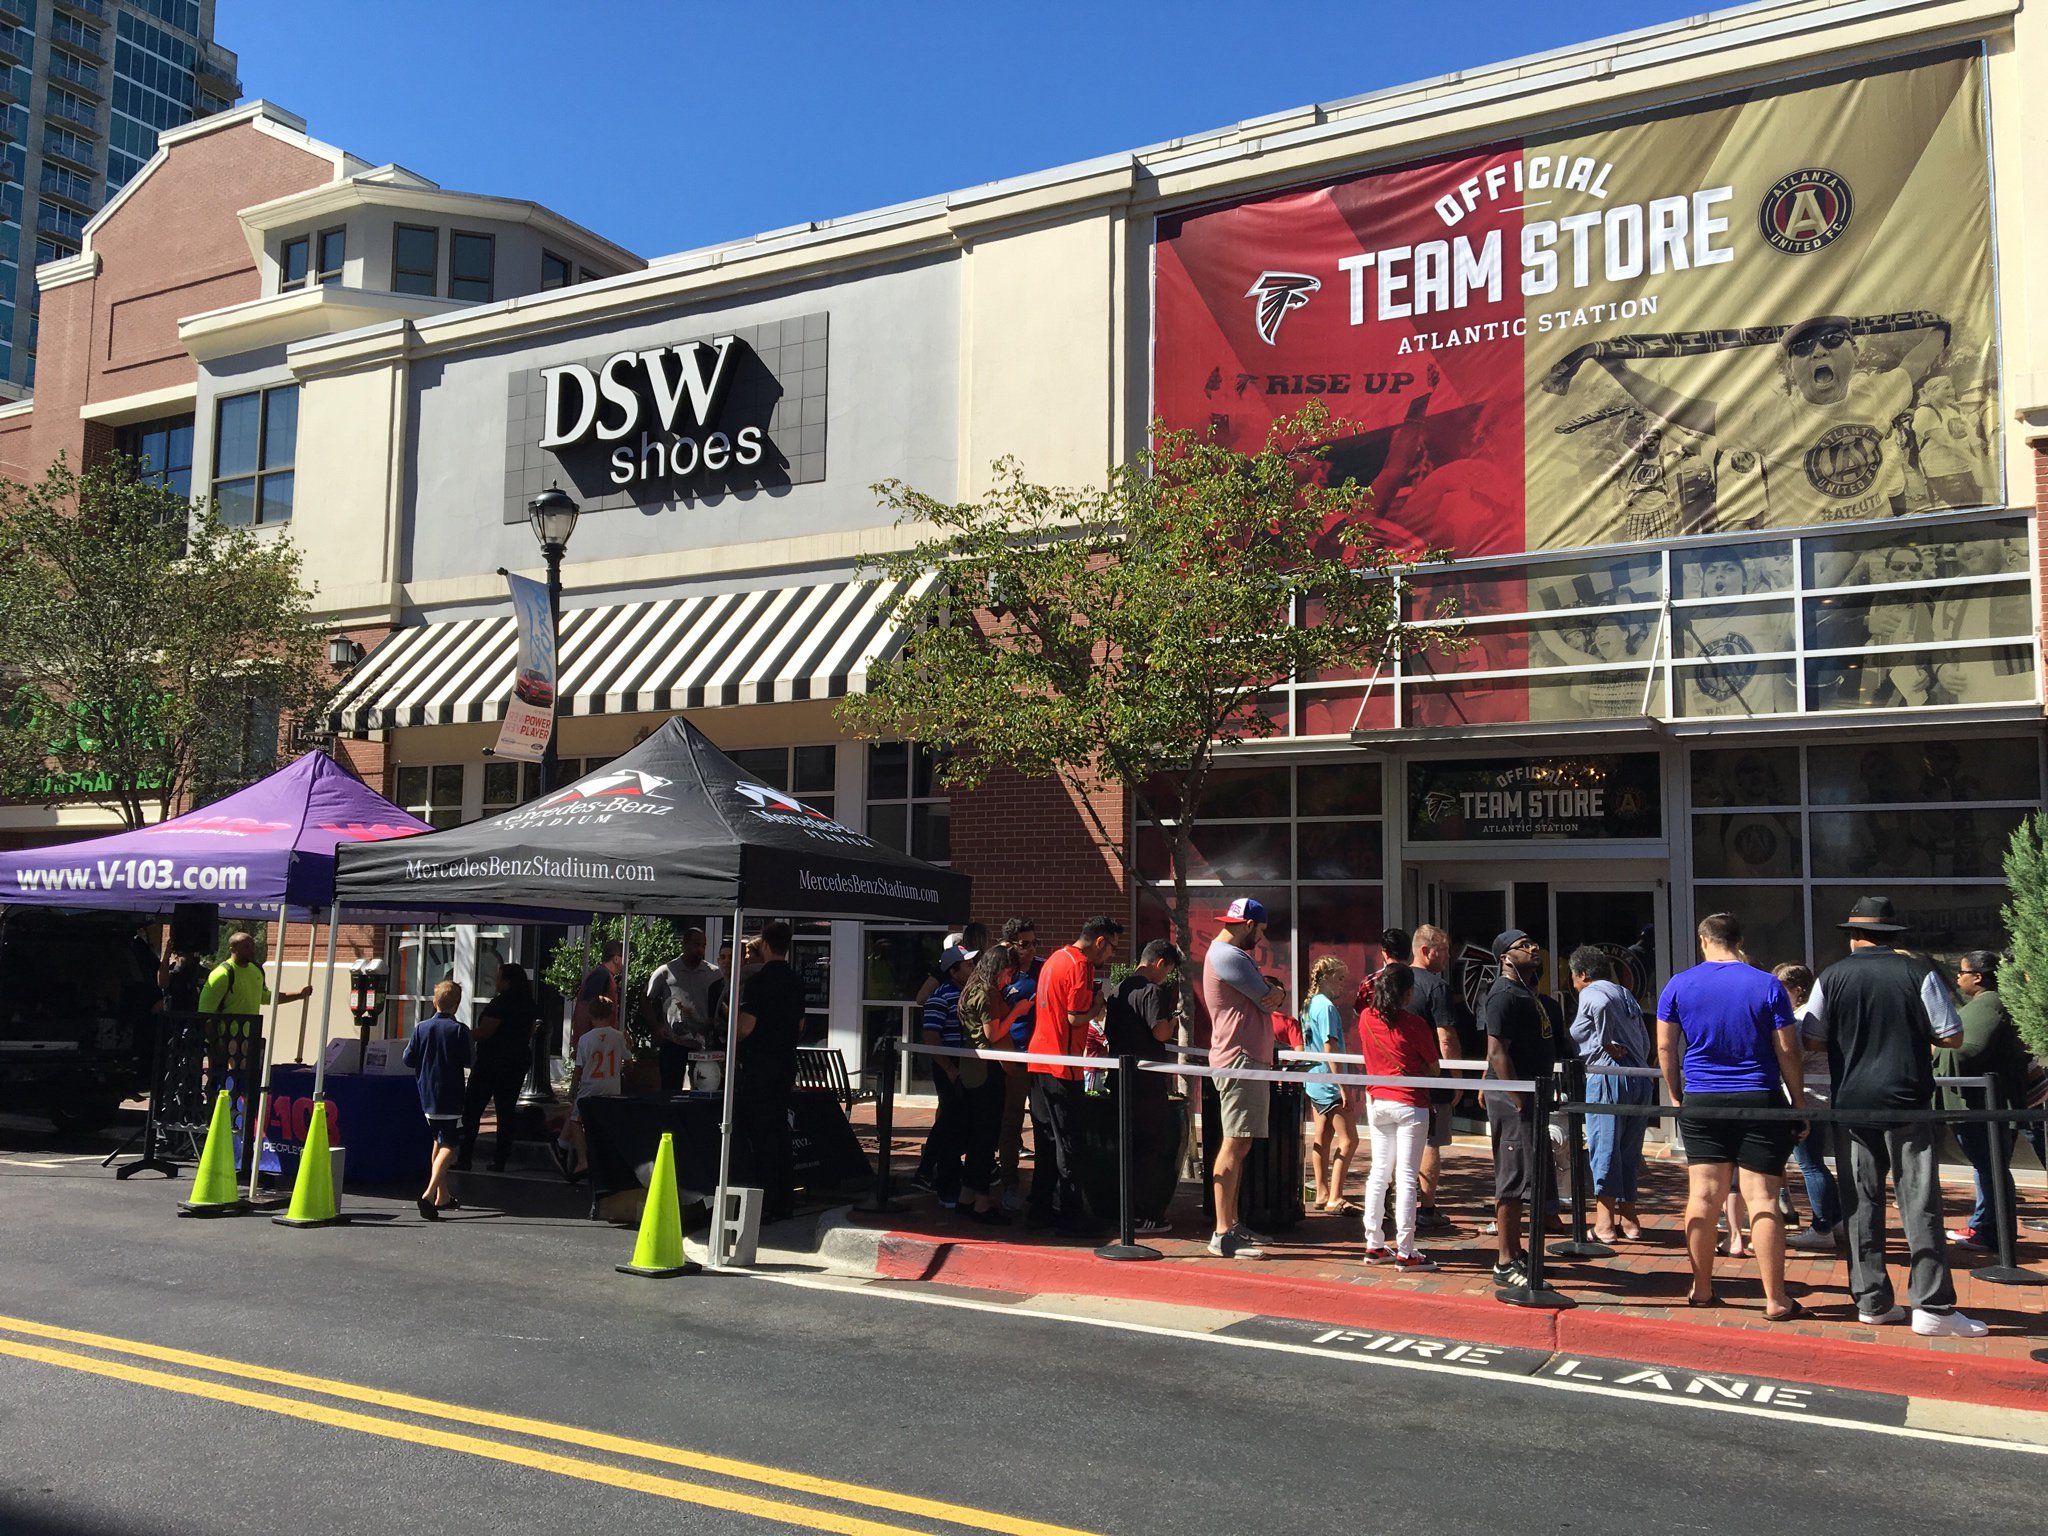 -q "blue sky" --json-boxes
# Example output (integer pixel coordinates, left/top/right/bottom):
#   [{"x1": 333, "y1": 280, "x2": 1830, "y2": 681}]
[{"x1": 219, "y1": 1, "x2": 1720, "y2": 259}]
